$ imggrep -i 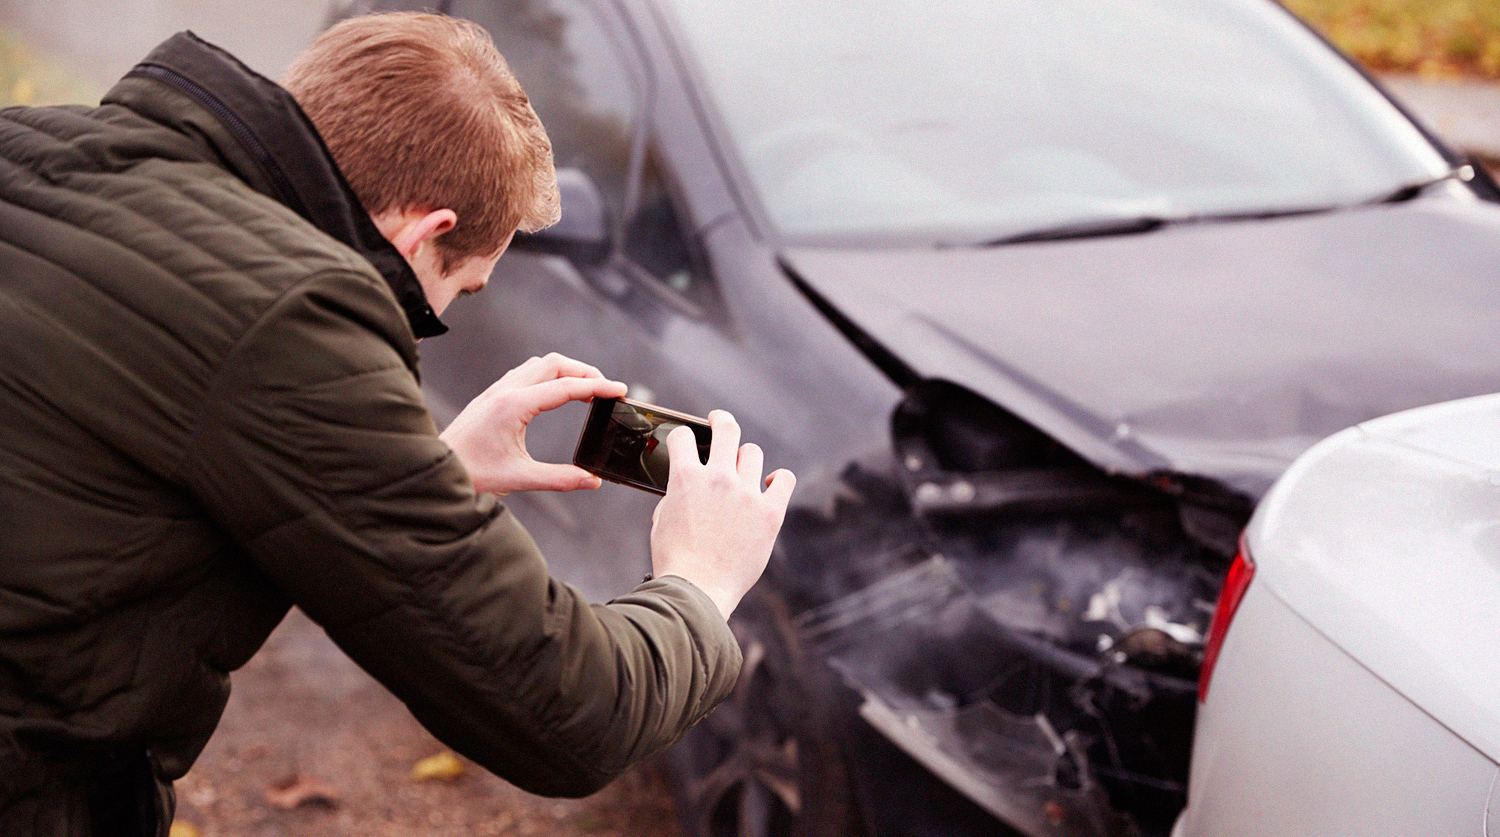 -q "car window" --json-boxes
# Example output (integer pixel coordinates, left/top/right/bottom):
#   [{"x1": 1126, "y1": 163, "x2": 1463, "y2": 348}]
[
  {"x1": 450, "y1": 0, "x2": 638, "y2": 225},
  {"x1": 451, "y1": 0, "x2": 714, "y2": 309},
  {"x1": 622, "y1": 151, "x2": 718, "y2": 310},
  {"x1": 665, "y1": 0, "x2": 1452, "y2": 247}
]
